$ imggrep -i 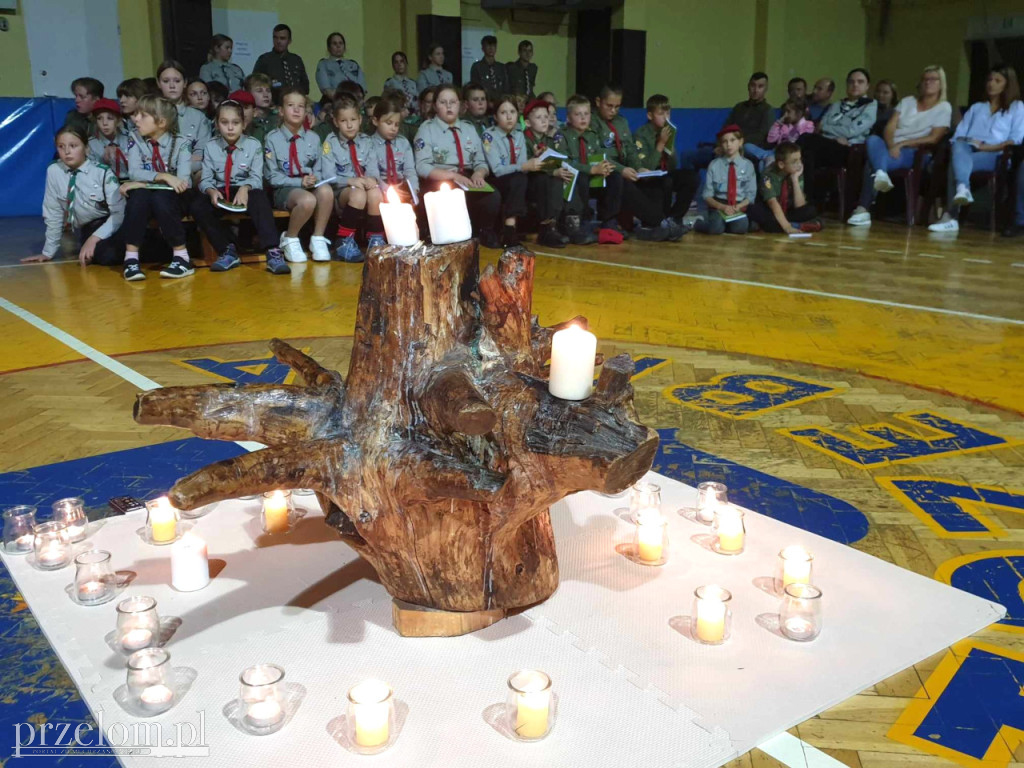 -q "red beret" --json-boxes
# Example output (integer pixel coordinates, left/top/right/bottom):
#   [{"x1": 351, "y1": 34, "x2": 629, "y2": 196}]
[
  {"x1": 524, "y1": 99, "x2": 550, "y2": 117},
  {"x1": 91, "y1": 98, "x2": 121, "y2": 115},
  {"x1": 228, "y1": 90, "x2": 255, "y2": 106},
  {"x1": 716, "y1": 124, "x2": 743, "y2": 139}
]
